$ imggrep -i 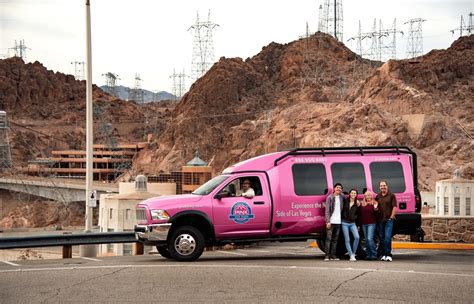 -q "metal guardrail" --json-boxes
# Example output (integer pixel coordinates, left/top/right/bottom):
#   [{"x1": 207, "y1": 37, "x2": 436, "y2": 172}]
[{"x1": 0, "y1": 232, "x2": 137, "y2": 250}]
